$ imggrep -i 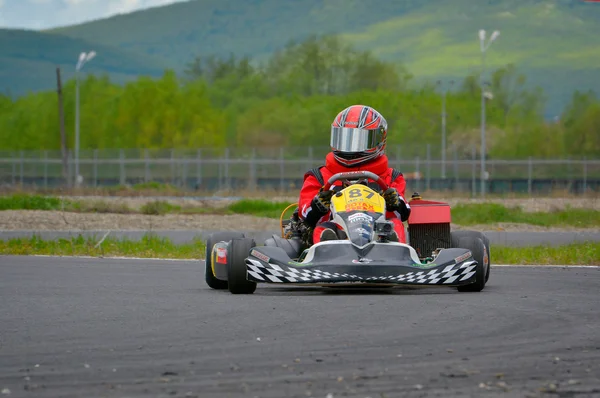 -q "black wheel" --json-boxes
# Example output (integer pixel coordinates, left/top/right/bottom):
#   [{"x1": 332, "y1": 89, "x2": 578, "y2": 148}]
[
  {"x1": 451, "y1": 230, "x2": 491, "y2": 283},
  {"x1": 455, "y1": 236, "x2": 487, "y2": 292},
  {"x1": 227, "y1": 238, "x2": 257, "y2": 294},
  {"x1": 205, "y1": 232, "x2": 245, "y2": 290}
]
